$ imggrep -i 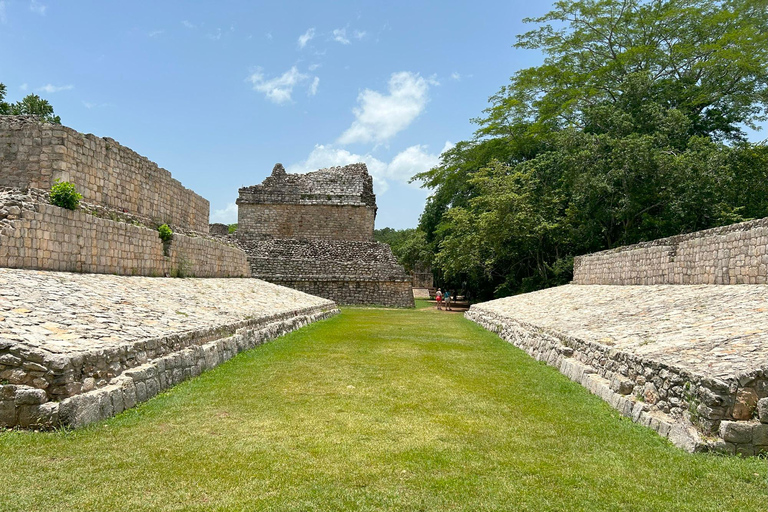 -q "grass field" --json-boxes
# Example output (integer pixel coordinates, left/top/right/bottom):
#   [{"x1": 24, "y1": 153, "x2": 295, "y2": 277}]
[{"x1": 1, "y1": 304, "x2": 766, "y2": 511}]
